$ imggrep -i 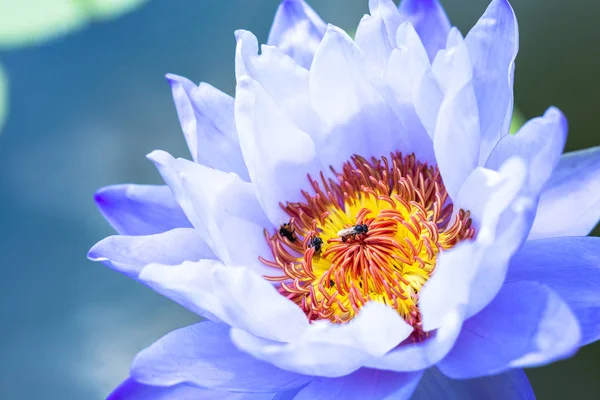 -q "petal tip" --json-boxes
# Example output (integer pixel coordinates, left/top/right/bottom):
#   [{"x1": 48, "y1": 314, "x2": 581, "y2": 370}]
[
  {"x1": 146, "y1": 149, "x2": 173, "y2": 166},
  {"x1": 87, "y1": 240, "x2": 108, "y2": 262}
]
